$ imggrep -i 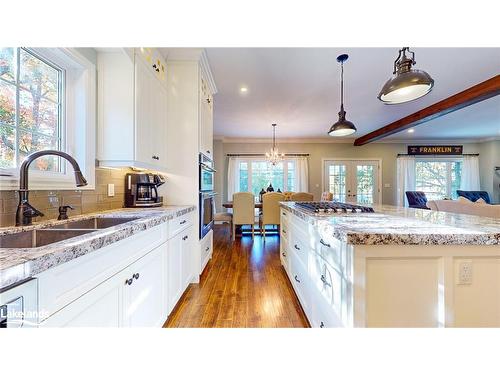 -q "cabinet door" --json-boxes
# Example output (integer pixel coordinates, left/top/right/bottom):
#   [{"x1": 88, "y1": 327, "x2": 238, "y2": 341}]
[
  {"x1": 168, "y1": 232, "x2": 183, "y2": 314},
  {"x1": 124, "y1": 245, "x2": 165, "y2": 327},
  {"x1": 135, "y1": 57, "x2": 155, "y2": 166},
  {"x1": 42, "y1": 268, "x2": 126, "y2": 327},
  {"x1": 152, "y1": 76, "x2": 168, "y2": 169},
  {"x1": 181, "y1": 226, "x2": 195, "y2": 290}
]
